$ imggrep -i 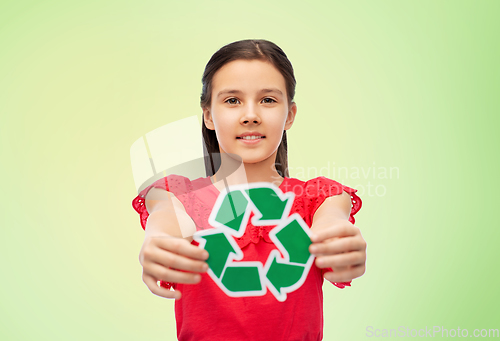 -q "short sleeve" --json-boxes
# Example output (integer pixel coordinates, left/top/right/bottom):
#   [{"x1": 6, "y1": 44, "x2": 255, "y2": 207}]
[
  {"x1": 131, "y1": 177, "x2": 171, "y2": 231},
  {"x1": 307, "y1": 176, "x2": 362, "y2": 225},
  {"x1": 305, "y1": 176, "x2": 363, "y2": 289}
]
